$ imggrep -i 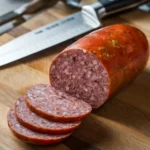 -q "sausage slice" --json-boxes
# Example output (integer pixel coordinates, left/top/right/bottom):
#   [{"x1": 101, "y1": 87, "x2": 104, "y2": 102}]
[
  {"x1": 26, "y1": 84, "x2": 92, "y2": 122},
  {"x1": 15, "y1": 96, "x2": 81, "y2": 134}
]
